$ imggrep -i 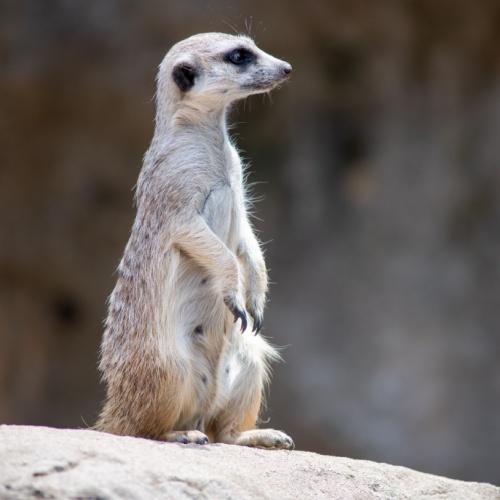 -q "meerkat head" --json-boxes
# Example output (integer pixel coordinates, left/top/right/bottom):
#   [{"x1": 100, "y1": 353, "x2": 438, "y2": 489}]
[{"x1": 157, "y1": 33, "x2": 292, "y2": 118}]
